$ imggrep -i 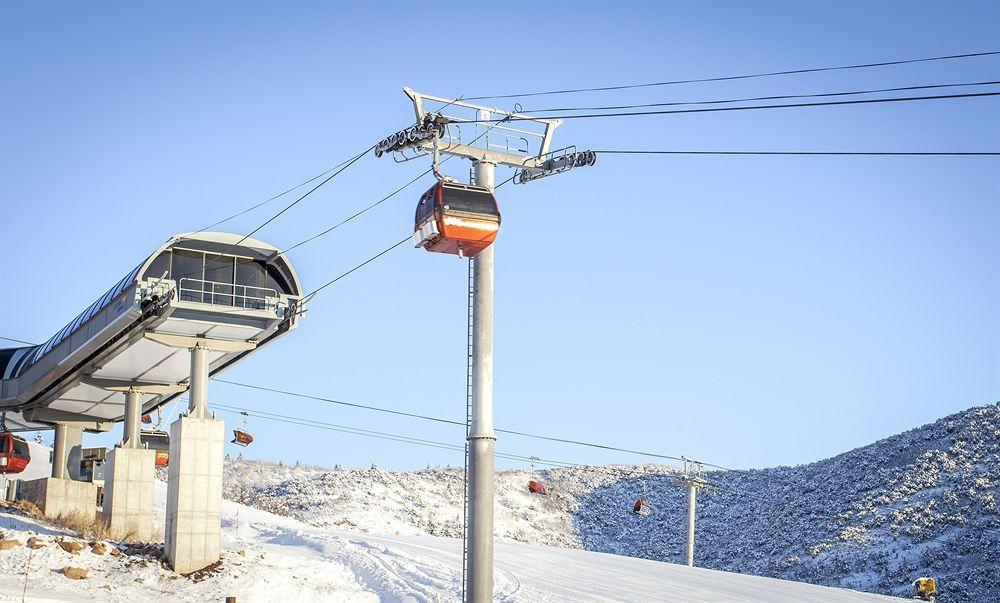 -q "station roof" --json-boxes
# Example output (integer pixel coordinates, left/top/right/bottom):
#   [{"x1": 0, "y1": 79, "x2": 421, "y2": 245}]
[{"x1": 1, "y1": 232, "x2": 302, "y2": 428}]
